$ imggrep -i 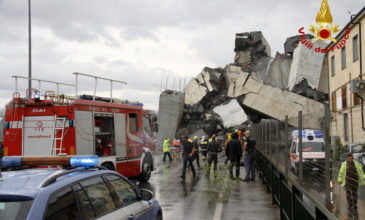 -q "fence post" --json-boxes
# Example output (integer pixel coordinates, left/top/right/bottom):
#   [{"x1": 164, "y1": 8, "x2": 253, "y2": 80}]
[
  {"x1": 276, "y1": 120, "x2": 279, "y2": 166},
  {"x1": 285, "y1": 116, "x2": 289, "y2": 174},
  {"x1": 324, "y1": 104, "x2": 331, "y2": 200},
  {"x1": 299, "y1": 111, "x2": 303, "y2": 181},
  {"x1": 264, "y1": 122, "x2": 267, "y2": 156},
  {"x1": 268, "y1": 121, "x2": 273, "y2": 159}
]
